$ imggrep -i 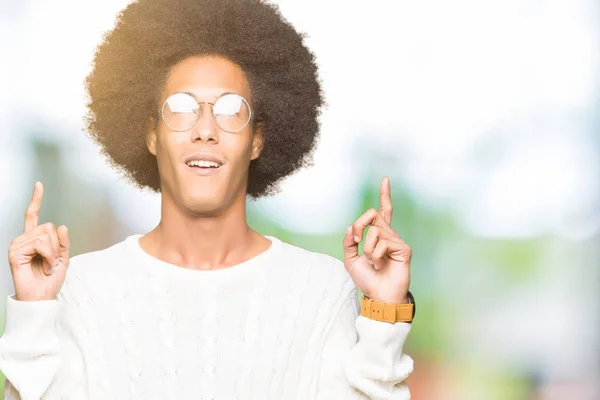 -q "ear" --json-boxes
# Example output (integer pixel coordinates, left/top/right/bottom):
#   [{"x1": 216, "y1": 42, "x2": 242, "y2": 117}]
[
  {"x1": 250, "y1": 121, "x2": 264, "y2": 160},
  {"x1": 147, "y1": 122, "x2": 157, "y2": 156}
]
